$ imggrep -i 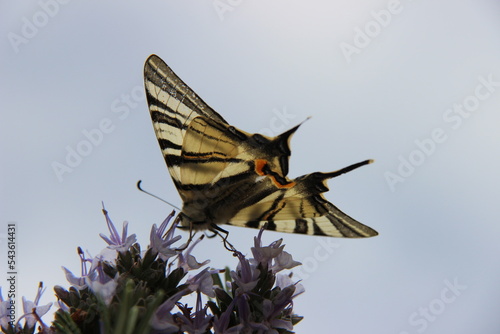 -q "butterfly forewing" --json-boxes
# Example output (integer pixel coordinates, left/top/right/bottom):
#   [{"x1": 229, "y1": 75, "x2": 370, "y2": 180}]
[
  {"x1": 144, "y1": 55, "x2": 228, "y2": 188},
  {"x1": 144, "y1": 54, "x2": 378, "y2": 238},
  {"x1": 181, "y1": 117, "x2": 242, "y2": 185}
]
